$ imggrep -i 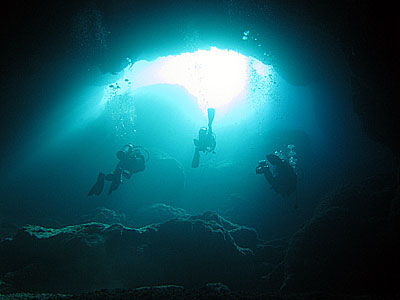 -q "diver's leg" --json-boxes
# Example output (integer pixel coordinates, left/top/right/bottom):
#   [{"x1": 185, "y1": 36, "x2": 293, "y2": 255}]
[
  {"x1": 108, "y1": 170, "x2": 122, "y2": 195},
  {"x1": 192, "y1": 147, "x2": 200, "y2": 168},
  {"x1": 262, "y1": 167, "x2": 276, "y2": 188},
  {"x1": 88, "y1": 172, "x2": 105, "y2": 196},
  {"x1": 105, "y1": 174, "x2": 114, "y2": 181}
]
